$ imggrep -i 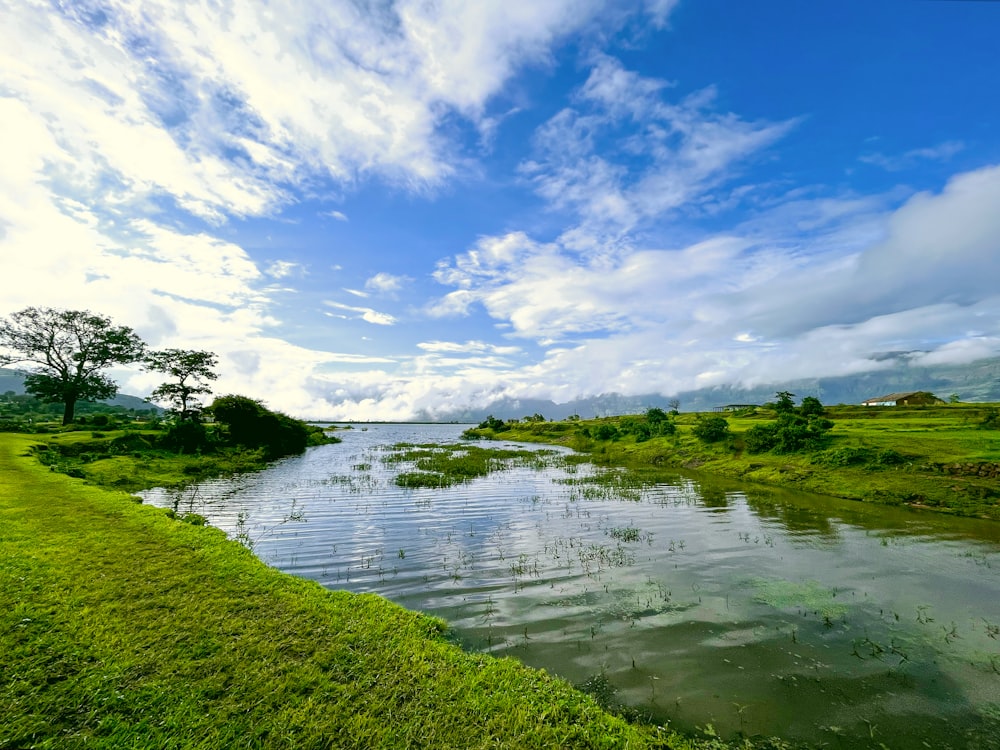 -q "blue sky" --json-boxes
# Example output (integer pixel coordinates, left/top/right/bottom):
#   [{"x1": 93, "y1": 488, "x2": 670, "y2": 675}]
[{"x1": 2, "y1": 0, "x2": 1000, "y2": 419}]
